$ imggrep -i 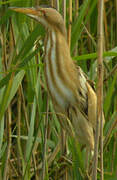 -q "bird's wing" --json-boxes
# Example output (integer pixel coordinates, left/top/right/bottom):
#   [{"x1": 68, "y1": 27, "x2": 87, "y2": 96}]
[
  {"x1": 77, "y1": 65, "x2": 105, "y2": 131},
  {"x1": 76, "y1": 66, "x2": 97, "y2": 130},
  {"x1": 86, "y1": 82, "x2": 97, "y2": 130}
]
